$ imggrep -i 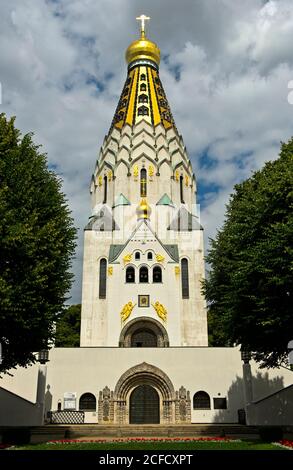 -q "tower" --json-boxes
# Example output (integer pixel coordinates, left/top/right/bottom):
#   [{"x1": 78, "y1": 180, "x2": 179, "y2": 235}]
[{"x1": 80, "y1": 16, "x2": 208, "y2": 348}]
